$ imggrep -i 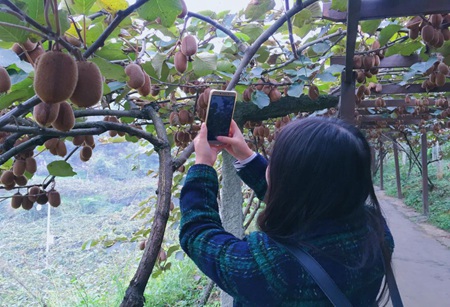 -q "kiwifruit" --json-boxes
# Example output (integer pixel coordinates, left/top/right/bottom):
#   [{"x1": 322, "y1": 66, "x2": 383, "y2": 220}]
[
  {"x1": 139, "y1": 241, "x2": 146, "y2": 250},
  {"x1": 269, "y1": 88, "x2": 282, "y2": 102},
  {"x1": 442, "y1": 28, "x2": 450, "y2": 41},
  {"x1": 25, "y1": 157, "x2": 37, "y2": 174},
  {"x1": 36, "y1": 190, "x2": 48, "y2": 204},
  {"x1": 435, "y1": 72, "x2": 446, "y2": 87},
  {"x1": 71, "y1": 61, "x2": 103, "y2": 108},
  {"x1": 243, "y1": 87, "x2": 254, "y2": 102},
  {"x1": 34, "y1": 51, "x2": 78, "y2": 104},
  {"x1": 169, "y1": 112, "x2": 180, "y2": 126},
  {"x1": 0, "y1": 66, "x2": 11, "y2": 93},
  {"x1": 22, "y1": 196, "x2": 34, "y2": 210},
  {"x1": 178, "y1": 110, "x2": 190, "y2": 125},
  {"x1": 33, "y1": 101, "x2": 61, "y2": 127},
  {"x1": 363, "y1": 55, "x2": 374, "y2": 69},
  {"x1": 438, "y1": 62, "x2": 449, "y2": 75},
  {"x1": 44, "y1": 138, "x2": 59, "y2": 150},
  {"x1": 262, "y1": 85, "x2": 272, "y2": 95},
  {"x1": 308, "y1": 84, "x2": 319, "y2": 100},
  {"x1": 406, "y1": 16, "x2": 422, "y2": 29},
  {"x1": 27, "y1": 45, "x2": 45, "y2": 65},
  {"x1": 409, "y1": 28, "x2": 419, "y2": 40},
  {"x1": 430, "y1": 14, "x2": 443, "y2": 28},
  {"x1": 1, "y1": 170, "x2": 15, "y2": 185},
  {"x1": 197, "y1": 93, "x2": 208, "y2": 109},
  {"x1": 174, "y1": 51, "x2": 188, "y2": 73},
  {"x1": 80, "y1": 145, "x2": 92, "y2": 162},
  {"x1": 13, "y1": 159, "x2": 26, "y2": 177},
  {"x1": 435, "y1": 31, "x2": 445, "y2": 48},
  {"x1": 84, "y1": 135, "x2": 95, "y2": 148},
  {"x1": 138, "y1": 73, "x2": 151, "y2": 96},
  {"x1": 56, "y1": 140, "x2": 67, "y2": 157},
  {"x1": 356, "y1": 70, "x2": 366, "y2": 83},
  {"x1": 109, "y1": 130, "x2": 118, "y2": 137},
  {"x1": 28, "y1": 186, "x2": 41, "y2": 202},
  {"x1": 48, "y1": 189, "x2": 61, "y2": 207},
  {"x1": 196, "y1": 107, "x2": 206, "y2": 121},
  {"x1": 52, "y1": 101, "x2": 75, "y2": 132},
  {"x1": 180, "y1": 35, "x2": 197, "y2": 57},
  {"x1": 11, "y1": 192, "x2": 23, "y2": 209},
  {"x1": 158, "y1": 249, "x2": 167, "y2": 261},
  {"x1": 373, "y1": 55, "x2": 381, "y2": 67},
  {"x1": 255, "y1": 80, "x2": 265, "y2": 91},
  {"x1": 371, "y1": 40, "x2": 381, "y2": 50},
  {"x1": 430, "y1": 72, "x2": 437, "y2": 84},
  {"x1": 14, "y1": 175, "x2": 28, "y2": 186},
  {"x1": 178, "y1": 0, "x2": 187, "y2": 18},
  {"x1": 353, "y1": 55, "x2": 363, "y2": 69},
  {"x1": 64, "y1": 35, "x2": 82, "y2": 47},
  {"x1": 150, "y1": 85, "x2": 160, "y2": 96},
  {"x1": 364, "y1": 86, "x2": 371, "y2": 96},
  {"x1": 422, "y1": 25, "x2": 435, "y2": 44},
  {"x1": 356, "y1": 85, "x2": 366, "y2": 98},
  {"x1": 125, "y1": 63, "x2": 145, "y2": 89},
  {"x1": 72, "y1": 135, "x2": 85, "y2": 146}
]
